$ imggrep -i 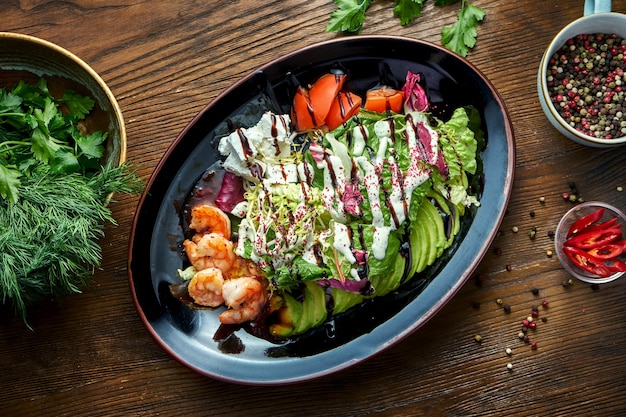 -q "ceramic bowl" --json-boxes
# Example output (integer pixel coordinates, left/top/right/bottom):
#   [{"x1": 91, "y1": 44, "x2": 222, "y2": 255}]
[
  {"x1": 0, "y1": 32, "x2": 126, "y2": 167},
  {"x1": 129, "y1": 35, "x2": 515, "y2": 384},
  {"x1": 555, "y1": 201, "x2": 626, "y2": 284},
  {"x1": 537, "y1": 11, "x2": 626, "y2": 147}
]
